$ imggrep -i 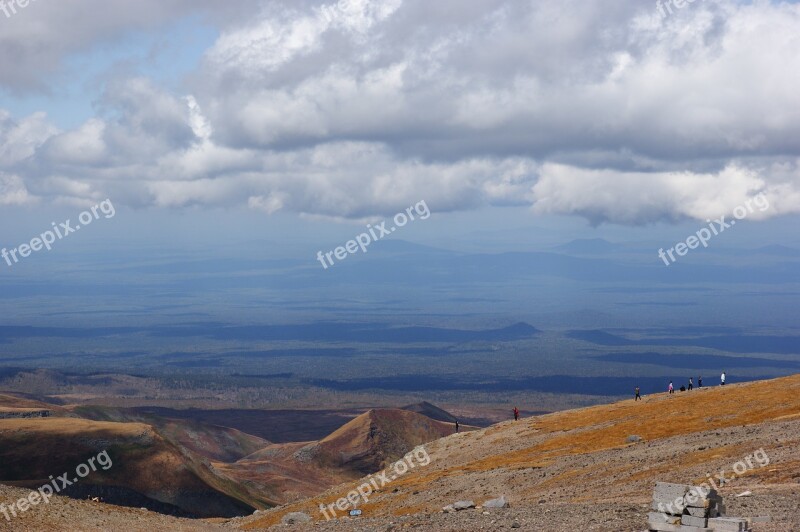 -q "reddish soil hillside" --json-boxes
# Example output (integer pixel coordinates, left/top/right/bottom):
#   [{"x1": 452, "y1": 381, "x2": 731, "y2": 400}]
[
  {"x1": 215, "y1": 409, "x2": 460, "y2": 506},
  {"x1": 313, "y1": 409, "x2": 456, "y2": 474}
]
